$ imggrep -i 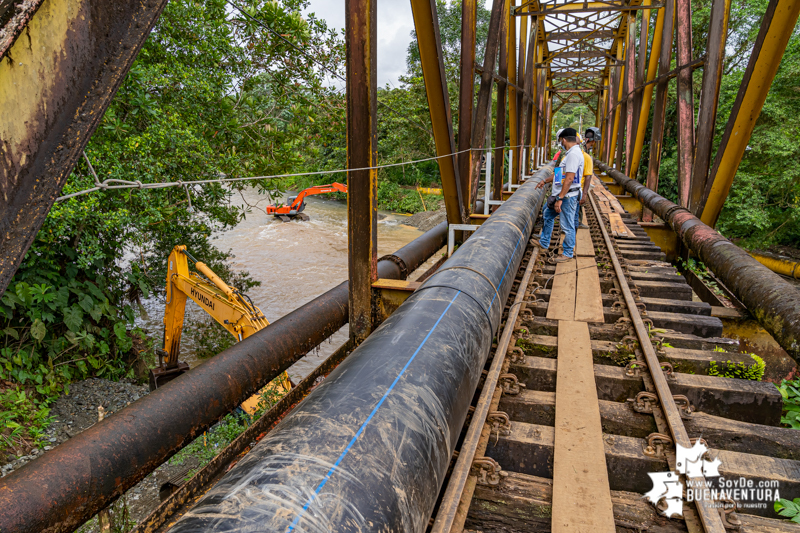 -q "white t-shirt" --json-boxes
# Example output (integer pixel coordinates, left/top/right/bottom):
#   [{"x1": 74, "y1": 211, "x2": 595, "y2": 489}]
[{"x1": 553, "y1": 145, "x2": 583, "y2": 198}]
